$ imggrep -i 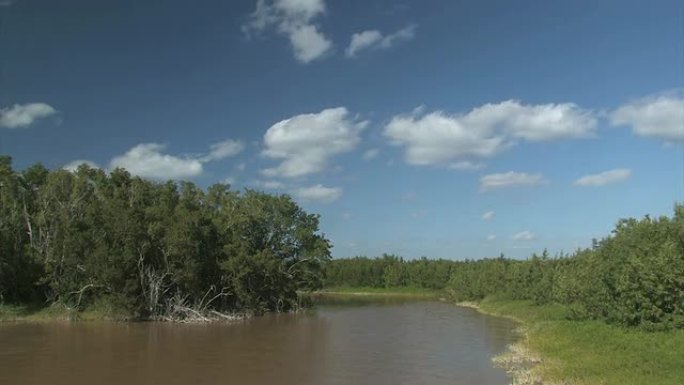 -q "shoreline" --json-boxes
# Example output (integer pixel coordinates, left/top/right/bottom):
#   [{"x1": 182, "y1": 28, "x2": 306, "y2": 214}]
[
  {"x1": 455, "y1": 301, "x2": 544, "y2": 385},
  {"x1": 455, "y1": 298, "x2": 684, "y2": 385},
  {"x1": 0, "y1": 304, "x2": 249, "y2": 324}
]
